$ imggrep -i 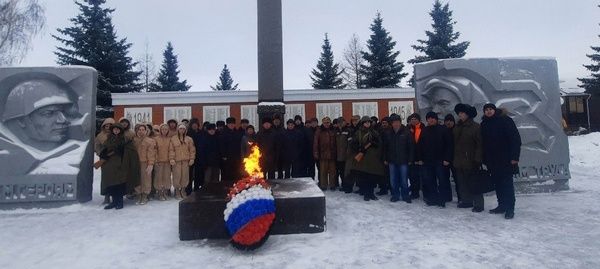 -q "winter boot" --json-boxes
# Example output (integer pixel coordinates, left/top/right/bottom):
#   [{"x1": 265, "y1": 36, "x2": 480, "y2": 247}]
[
  {"x1": 104, "y1": 202, "x2": 116, "y2": 210},
  {"x1": 489, "y1": 206, "x2": 506, "y2": 214},
  {"x1": 505, "y1": 211, "x2": 515, "y2": 219},
  {"x1": 159, "y1": 190, "x2": 167, "y2": 201},
  {"x1": 102, "y1": 196, "x2": 111, "y2": 205},
  {"x1": 472, "y1": 207, "x2": 484, "y2": 213},
  {"x1": 140, "y1": 193, "x2": 148, "y2": 205},
  {"x1": 136, "y1": 194, "x2": 142, "y2": 205}
]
